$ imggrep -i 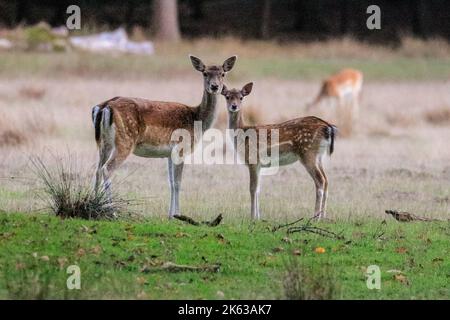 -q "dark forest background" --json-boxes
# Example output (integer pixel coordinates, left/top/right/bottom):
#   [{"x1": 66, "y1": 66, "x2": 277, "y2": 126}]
[{"x1": 0, "y1": 0, "x2": 449, "y2": 44}]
